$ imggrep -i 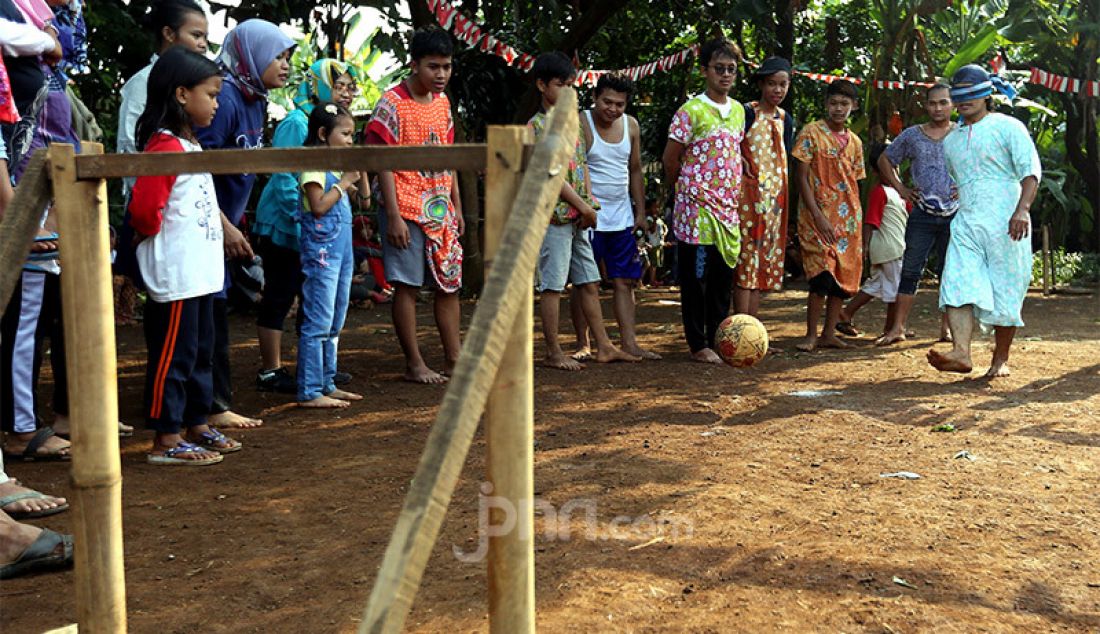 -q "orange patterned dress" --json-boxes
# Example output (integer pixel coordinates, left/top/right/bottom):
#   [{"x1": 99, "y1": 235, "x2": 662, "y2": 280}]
[
  {"x1": 736, "y1": 103, "x2": 790, "y2": 291},
  {"x1": 791, "y1": 120, "x2": 866, "y2": 295}
]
